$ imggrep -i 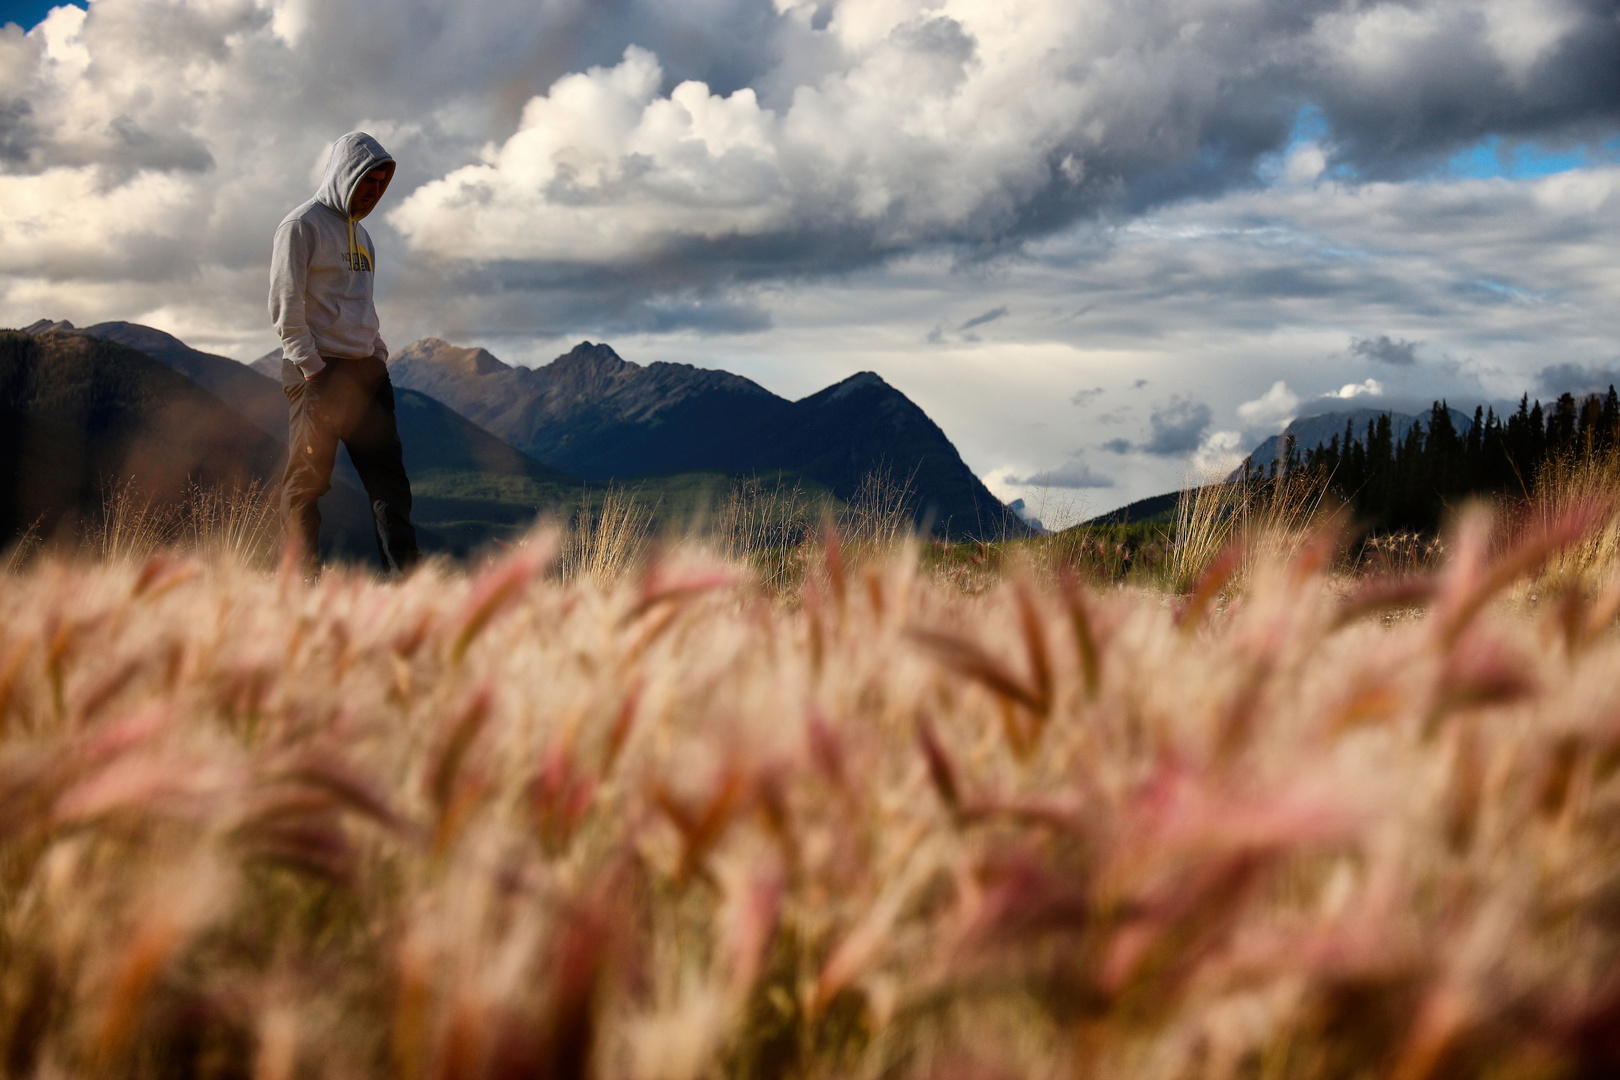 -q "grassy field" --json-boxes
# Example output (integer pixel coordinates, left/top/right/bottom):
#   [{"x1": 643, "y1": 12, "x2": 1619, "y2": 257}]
[{"x1": 3, "y1": 462, "x2": 1620, "y2": 1079}]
